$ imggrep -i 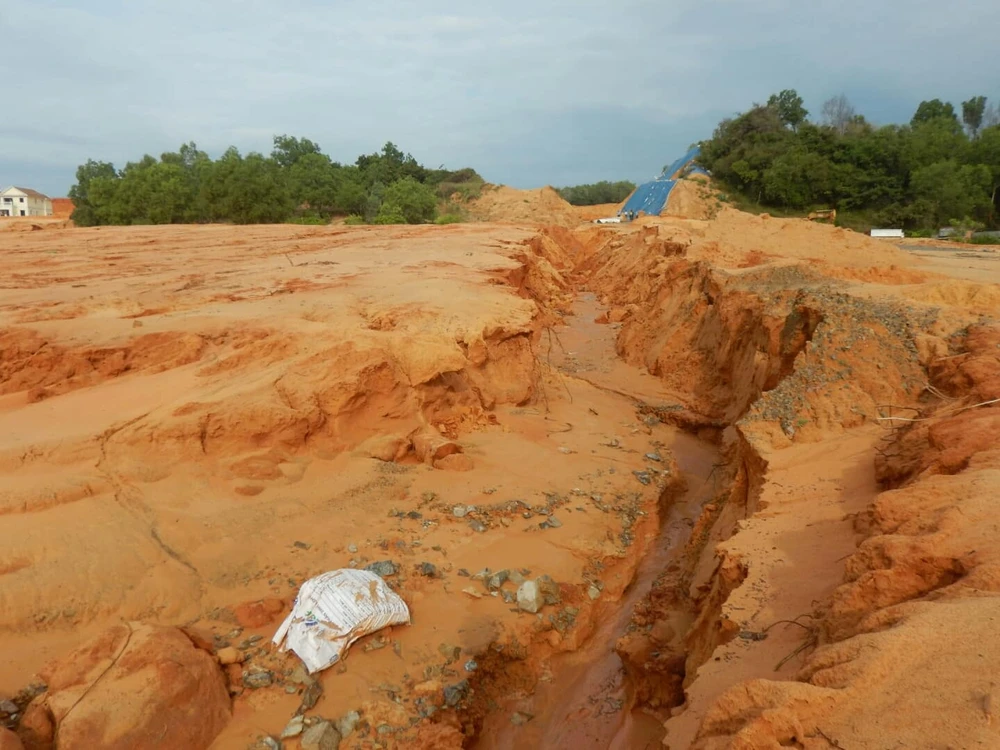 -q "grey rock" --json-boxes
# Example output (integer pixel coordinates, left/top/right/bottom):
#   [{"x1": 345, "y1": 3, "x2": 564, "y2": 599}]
[
  {"x1": 418, "y1": 562, "x2": 439, "y2": 578},
  {"x1": 242, "y1": 670, "x2": 274, "y2": 689},
  {"x1": 507, "y1": 570, "x2": 526, "y2": 585},
  {"x1": 293, "y1": 540, "x2": 311, "y2": 549},
  {"x1": 0, "y1": 699, "x2": 17, "y2": 715},
  {"x1": 347, "y1": 543, "x2": 358, "y2": 553},
  {"x1": 336, "y1": 710, "x2": 362, "y2": 738},
  {"x1": 253, "y1": 737, "x2": 282, "y2": 750},
  {"x1": 487, "y1": 569, "x2": 509, "y2": 590},
  {"x1": 443, "y1": 680, "x2": 469, "y2": 708},
  {"x1": 633, "y1": 470, "x2": 652, "y2": 485},
  {"x1": 510, "y1": 711, "x2": 534, "y2": 726},
  {"x1": 364, "y1": 560, "x2": 398, "y2": 577},
  {"x1": 457, "y1": 568, "x2": 470, "y2": 577},
  {"x1": 516, "y1": 581, "x2": 544, "y2": 613},
  {"x1": 464, "y1": 660, "x2": 478, "y2": 672},
  {"x1": 298, "y1": 681, "x2": 323, "y2": 713},
  {"x1": 285, "y1": 685, "x2": 299, "y2": 694},
  {"x1": 452, "y1": 505, "x2": 469, "y2": 518},
  {"x1": 468, "y1": 519, "x2": 487, "y2": 533},
  {"x1": 438, "y1": 643, "x2": 461, "y2": 662},
  {"x1": 645, "y1": 452, "x2": 662, "y2": 462},
  {"x1": 301, "y1": 720, "x2": 341, "y2": 750},
  {"x1": 540, "y1": 516, "x2": 562, "y2": 529},
  {"x1": 587, "y1": 584, "x2": 602, "y2": 601},
  {"x1": 281, "y1": 715, "x2": 305, "y2": 739}
]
